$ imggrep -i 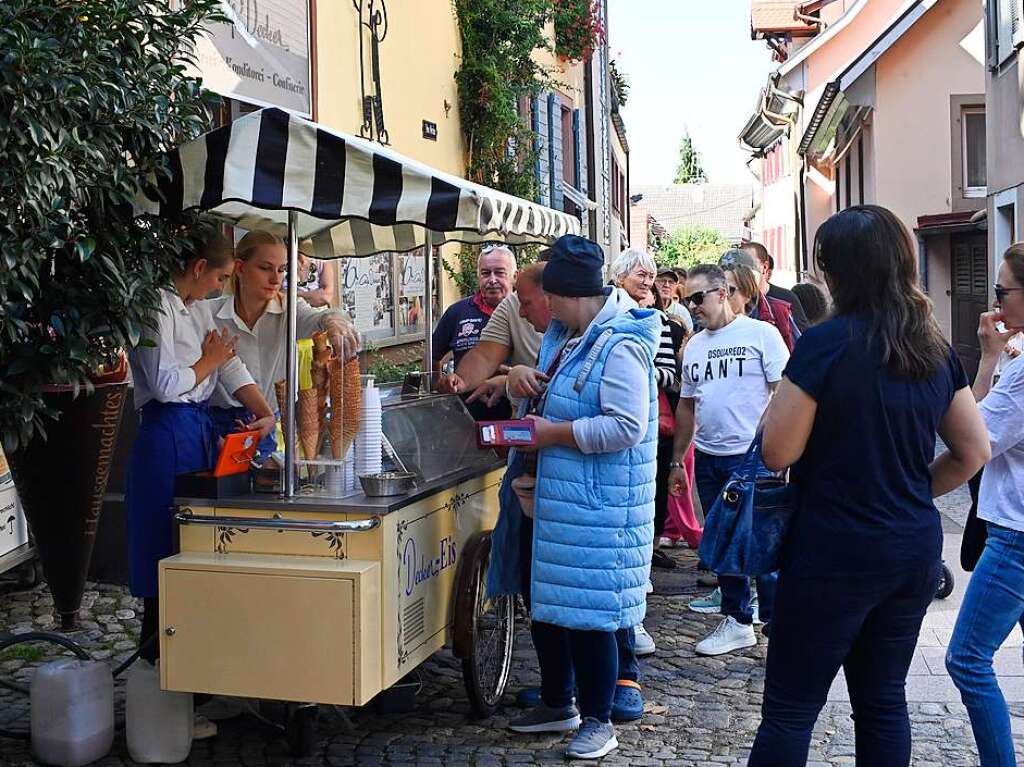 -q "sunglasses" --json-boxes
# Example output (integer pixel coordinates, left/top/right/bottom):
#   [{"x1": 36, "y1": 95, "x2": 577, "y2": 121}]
[
  {"x1": 685, "y1": 287, "x2": 725, "y2": 307},
  {"x1": 994, "y1": 285, "x2": 1024, "y2": 303}
]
